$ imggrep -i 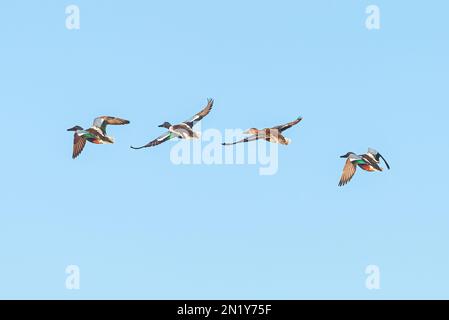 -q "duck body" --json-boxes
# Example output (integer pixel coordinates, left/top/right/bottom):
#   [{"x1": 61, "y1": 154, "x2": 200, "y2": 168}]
[
  {"x1": 75, "y1": 127, "x2": 114, "y2": 145},
  {"x1": 260, "y1": 128, "x2": 290, "y2": 145},
  {"x1": 242, "y1": 128, "x2": 290, "y2": 145},
  {"x1": 165, "y1": 122, "x2": 200, "y2": 140},
  {"x1": 358, "y1": 162, "x2": 379, "y2": 172},
  {"x1": 359, "y1": 154, "x2": 382, "y2": 172}
]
